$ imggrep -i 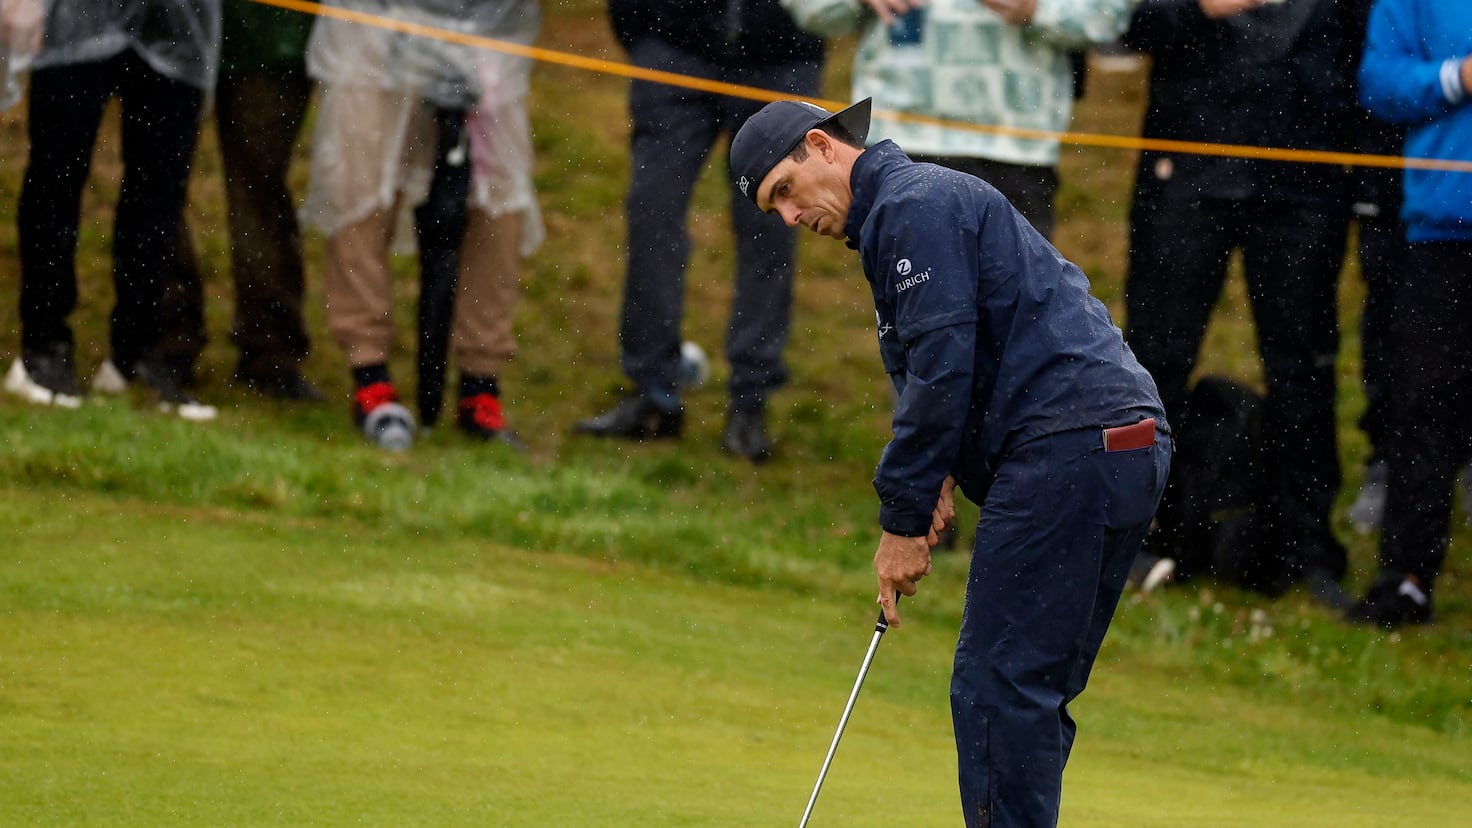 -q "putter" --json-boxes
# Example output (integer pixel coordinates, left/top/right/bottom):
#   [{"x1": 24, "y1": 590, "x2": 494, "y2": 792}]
[{"x1": 798, "y1": 605, "x2": 892, "y2": 828}]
